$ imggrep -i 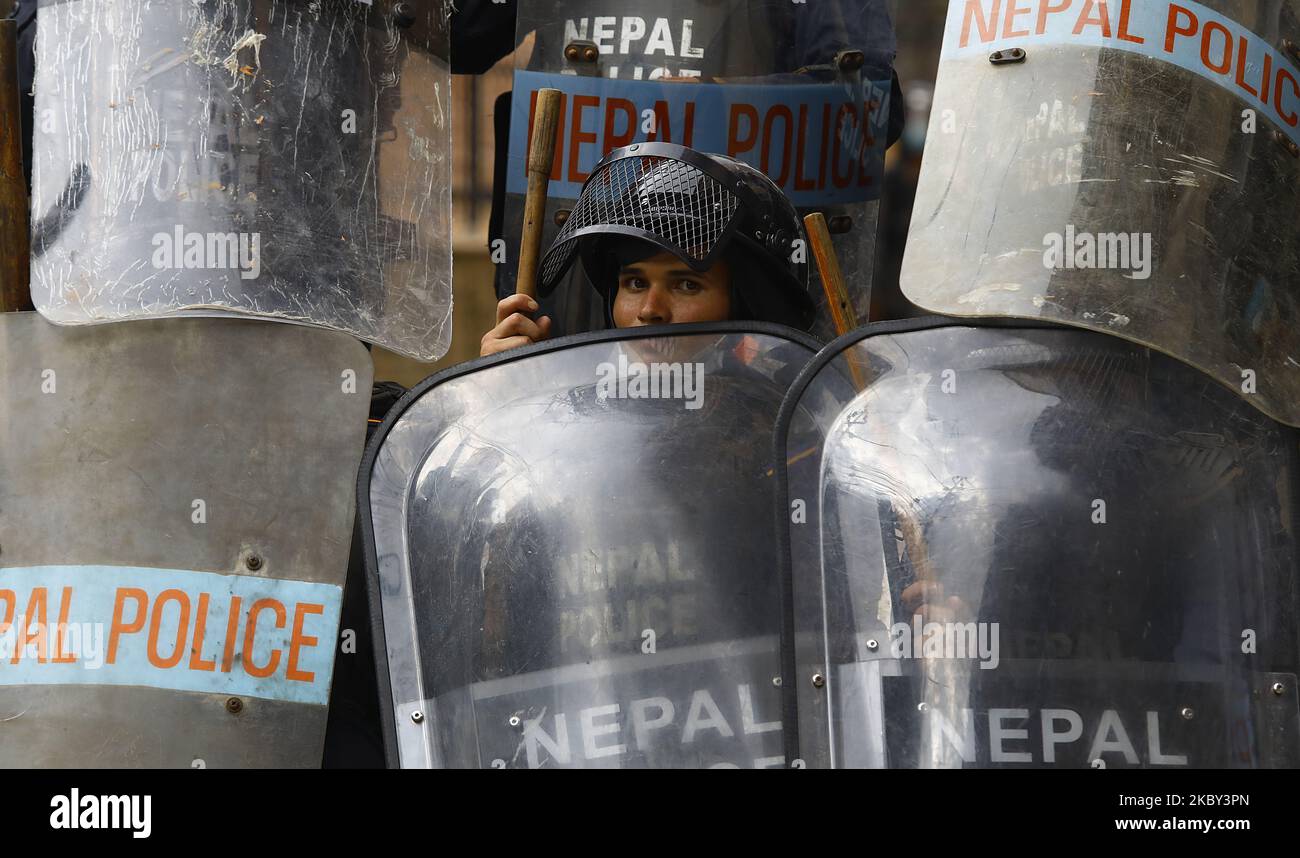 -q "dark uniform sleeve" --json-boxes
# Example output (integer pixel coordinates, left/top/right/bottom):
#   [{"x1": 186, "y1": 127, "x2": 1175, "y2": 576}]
[{"x1": 450, "y1": 0, "x2": 520, "y2": 75}]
